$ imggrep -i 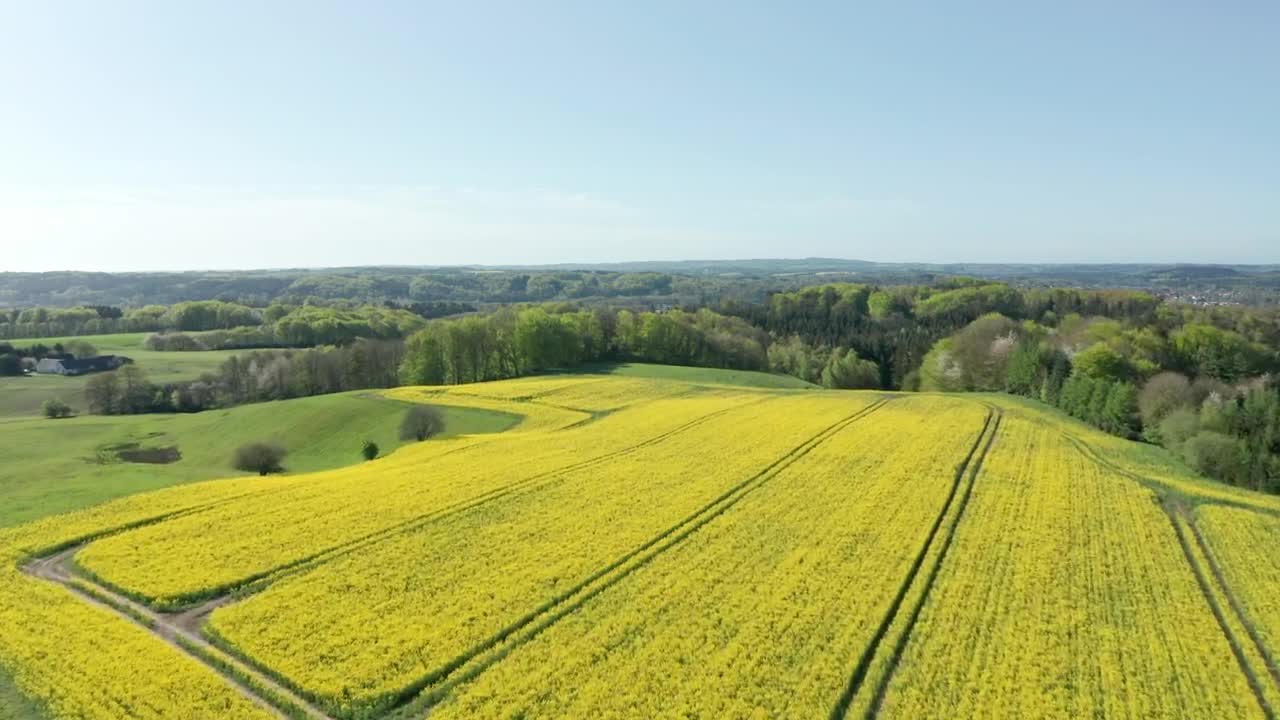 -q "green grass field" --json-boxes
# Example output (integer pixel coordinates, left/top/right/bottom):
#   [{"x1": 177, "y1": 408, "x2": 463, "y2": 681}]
[
  {"x1": 0, "y1": 669, "x2": 47, "y2": 720},
  {"x1": 0, "y1": 362, "x2": 804, "y2": 530},
  {"x1": 1, "y1": 335, "x2": 818, "y2": 419},
  {"x1": 0, "y1": 333, "x2": 242, "y2": 419},
  {"x1": 595, "y1": 362, "x2": 818, "y2": 389},
  {"x1": 0, "y1": 391, "x2": 518, "y2": 529}
]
